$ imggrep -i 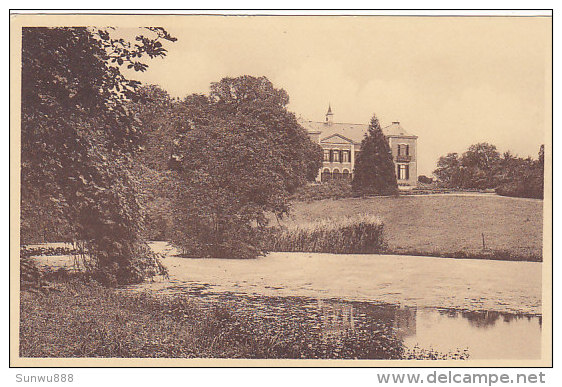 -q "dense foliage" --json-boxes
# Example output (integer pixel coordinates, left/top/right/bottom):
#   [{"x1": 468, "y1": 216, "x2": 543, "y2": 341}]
[
  {"x1": 352, "y1": 115, "x2": 399, "y2": 196},
  {"x1": 171, "y1": 77, "x2": 323, "y2": 258},
  {"x1": 21, "y1": 27, "x2": 175, "y2": 285},
  {"x1": 433, "y1": 143, "x2": 544, "y2": 199},
  {"x1": 495, "y1": 146, "x2": 544, "y2": 199},
  {"x1": 132, "y1": 77, "x2": 323, "y2": 258},
  {"x1": 128, "y1": 85, "x2": 179, "y2": 241}
]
